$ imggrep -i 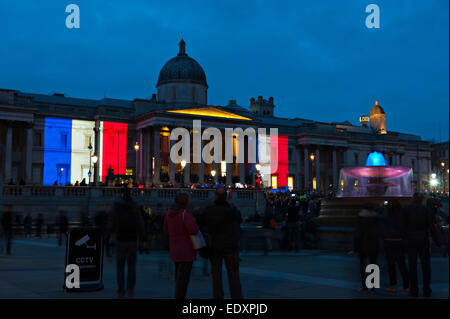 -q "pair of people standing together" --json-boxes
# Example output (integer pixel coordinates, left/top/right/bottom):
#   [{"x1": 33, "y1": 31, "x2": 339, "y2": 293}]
[{"x1": 164, "y1": 187, "x2": 243, "y2": 299}]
